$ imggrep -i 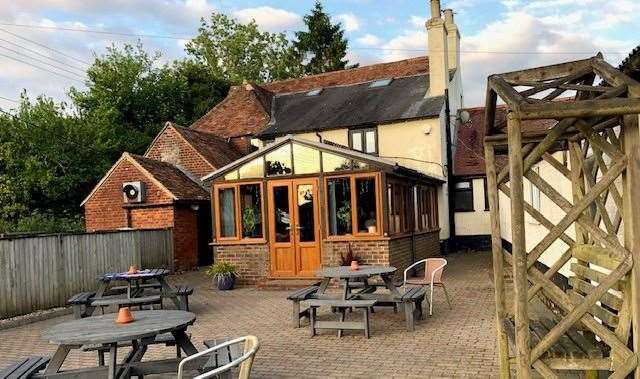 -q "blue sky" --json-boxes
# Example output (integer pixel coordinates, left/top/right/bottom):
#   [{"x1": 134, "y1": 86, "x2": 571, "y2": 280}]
[{"x1": 0, "y1": 0, "x2": 637, "y2": 110}]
